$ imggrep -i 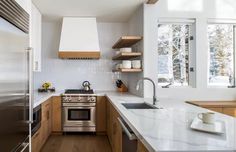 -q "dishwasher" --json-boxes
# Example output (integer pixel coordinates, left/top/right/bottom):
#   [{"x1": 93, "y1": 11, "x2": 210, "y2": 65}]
[{"x1": 117, "y1": 117, "x2": 137, "y2": 152}]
